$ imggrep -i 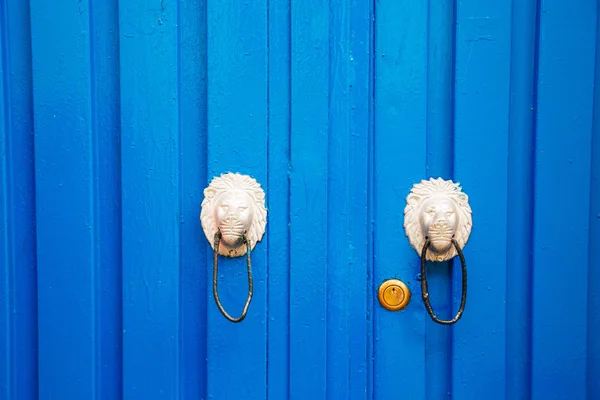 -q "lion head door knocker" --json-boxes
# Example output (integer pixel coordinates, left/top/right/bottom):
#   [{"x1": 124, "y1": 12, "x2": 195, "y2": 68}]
[
  {"x1": 403, "y1": 177, "x2": 472, "y2": 325},
  {"x1": 200, "y1": 172, "x2": 267, "y2": 323}
]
